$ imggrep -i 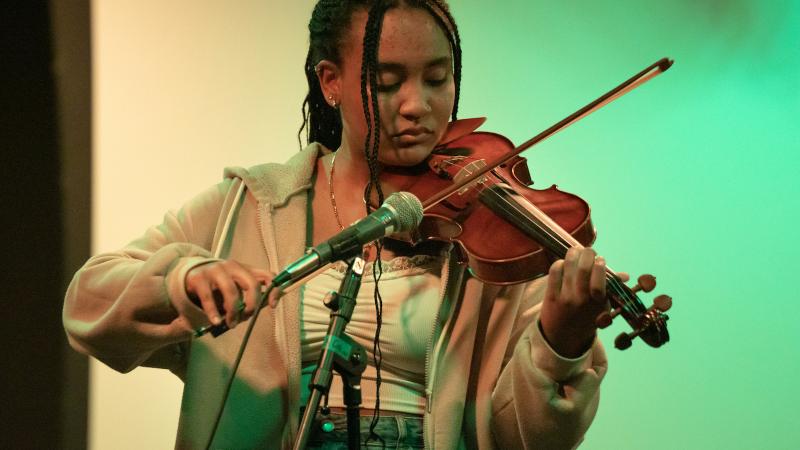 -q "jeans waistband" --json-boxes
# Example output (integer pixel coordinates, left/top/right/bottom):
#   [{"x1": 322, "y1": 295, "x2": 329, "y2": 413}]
[{"x1": 304, "y1": 410, "x2": 424, "y2": 449}]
